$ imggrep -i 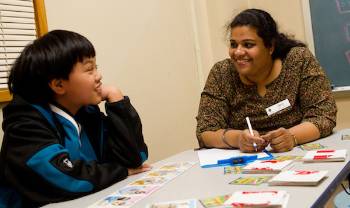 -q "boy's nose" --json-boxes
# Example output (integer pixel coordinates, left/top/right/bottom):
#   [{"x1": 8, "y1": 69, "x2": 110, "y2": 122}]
[{"x1": 96, "y1": 71, "x2": 102, "y2": 81}]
